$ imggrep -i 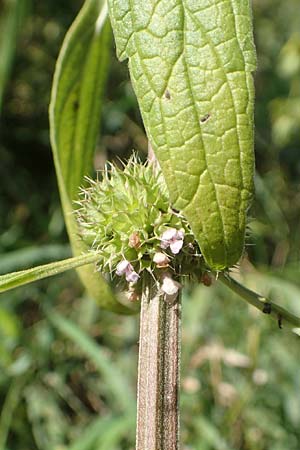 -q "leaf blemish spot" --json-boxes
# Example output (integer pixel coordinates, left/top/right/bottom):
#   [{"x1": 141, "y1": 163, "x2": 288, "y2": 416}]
[
  {"x1": 164, "y1": 89, "x2": 171, "y2": 100},
  {"x1": 73, "y1": 100, "x2": 79, "y2": 111},
  {"x1": 200, "y1": 113, "x2": 211, "y2": 123}
]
